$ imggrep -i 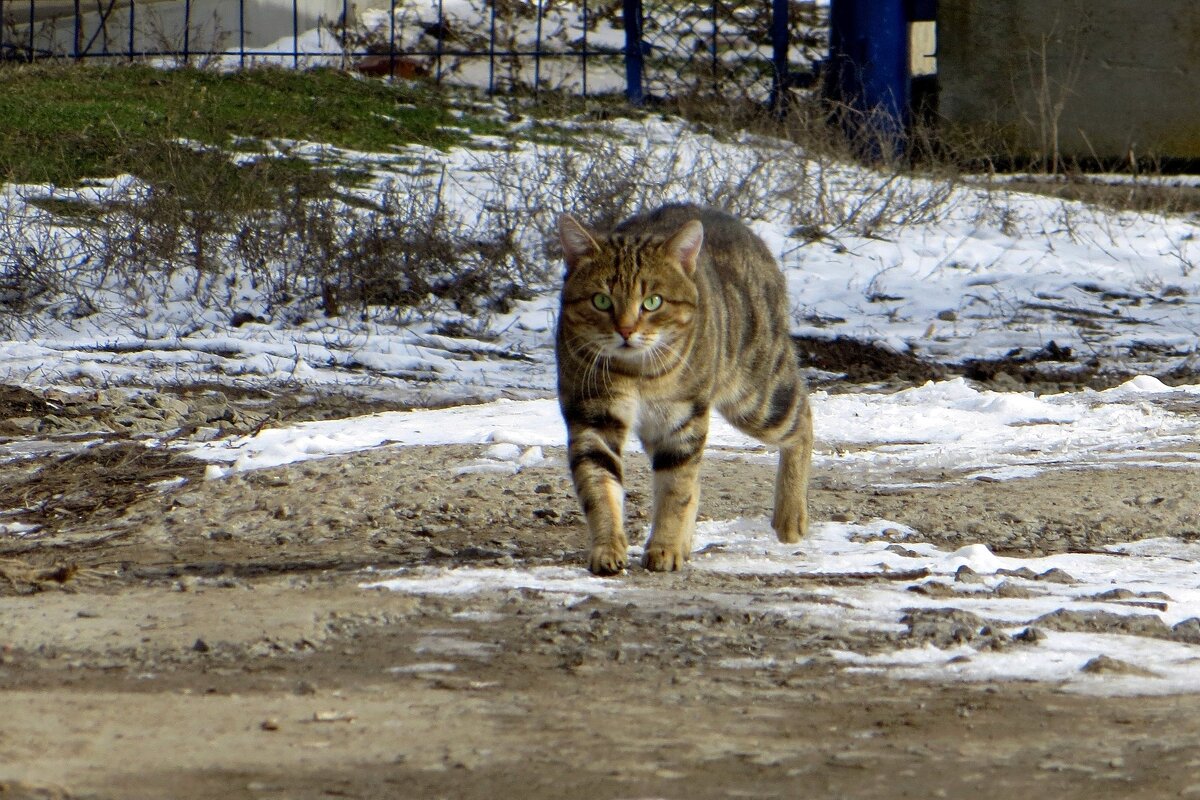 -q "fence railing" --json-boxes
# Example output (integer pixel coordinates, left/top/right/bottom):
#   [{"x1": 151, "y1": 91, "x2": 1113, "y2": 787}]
[{"x1": 0, "y1": 0, "x2": 825, "y2": 105}]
